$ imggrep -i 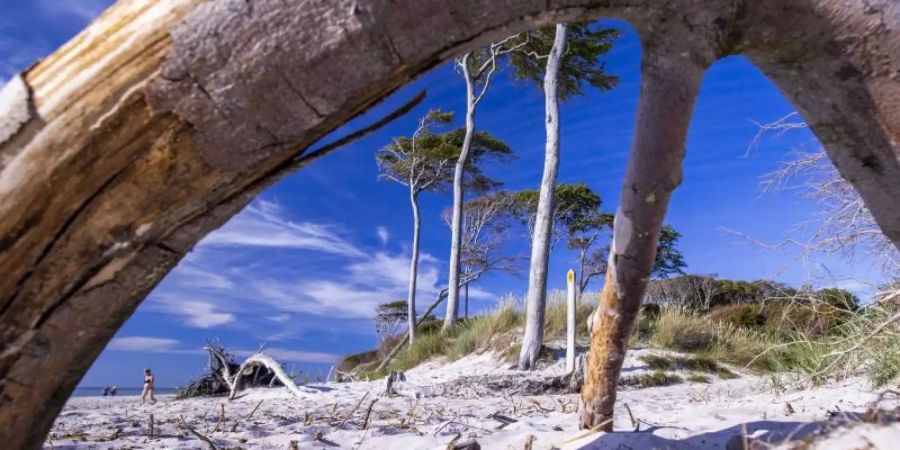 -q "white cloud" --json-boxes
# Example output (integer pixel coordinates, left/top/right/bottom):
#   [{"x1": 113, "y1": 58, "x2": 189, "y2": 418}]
[
  {"x1": 200, "y1": 200, "x2": 364, "y2": 257},
  {"x1": 377, "y1": 226, "x2": 390, "y2": 245},
  {"x1": 176, "y1": 301, "x2": 236, "y2": 328},
  {"x1": 465, "y1": 286, "x2": 494, "y2": 301},
  {"x1": 234, "y1": 348, "x2": 339, "y2": 364},
  {"x1": 108, "y1": 336, "x2": 180, "y2": 352}
]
